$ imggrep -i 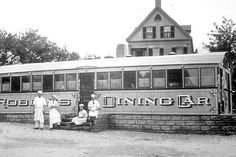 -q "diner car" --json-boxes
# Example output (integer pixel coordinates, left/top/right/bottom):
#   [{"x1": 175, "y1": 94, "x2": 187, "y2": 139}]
[{"x1": 0, "y1": 52, "x2": 234, "y2": 115}]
